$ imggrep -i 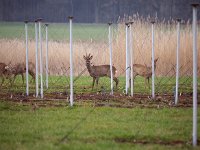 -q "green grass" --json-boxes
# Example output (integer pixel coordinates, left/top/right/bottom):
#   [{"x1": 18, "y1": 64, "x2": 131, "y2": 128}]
[
  {"x1": 1, "y1": 75, "x2": 198, "y2": 95},
  {"x1": 0, "y1": 101, "x2": 200, "y2": 150},
  {"x1": 0, "y1": 22, "x2": 115, "y2": 41}
]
